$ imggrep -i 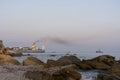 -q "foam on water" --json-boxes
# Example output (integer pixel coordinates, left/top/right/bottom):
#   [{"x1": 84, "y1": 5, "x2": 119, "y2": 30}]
[{"x1": 79, "y1": 70, "x2": 100, "y2": 80}]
